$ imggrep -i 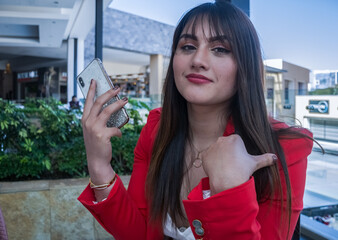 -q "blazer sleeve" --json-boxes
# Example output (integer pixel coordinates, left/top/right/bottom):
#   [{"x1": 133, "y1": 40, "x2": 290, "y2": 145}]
[
  {"x1": 183, "y1": 129, "x2": 313, "y2": 240},
  {"x1": 77, "y1": 109, "x2": 161, "y2": 240}
]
